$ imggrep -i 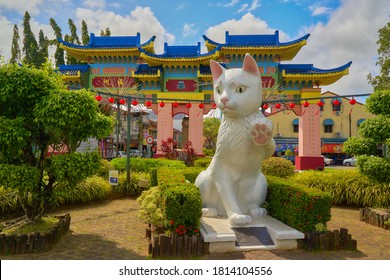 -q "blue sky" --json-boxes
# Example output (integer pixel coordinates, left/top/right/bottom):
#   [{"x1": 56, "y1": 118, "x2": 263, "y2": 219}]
[{"x1": 0, "y1": 0, "x2": 389, "y2": 95}]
